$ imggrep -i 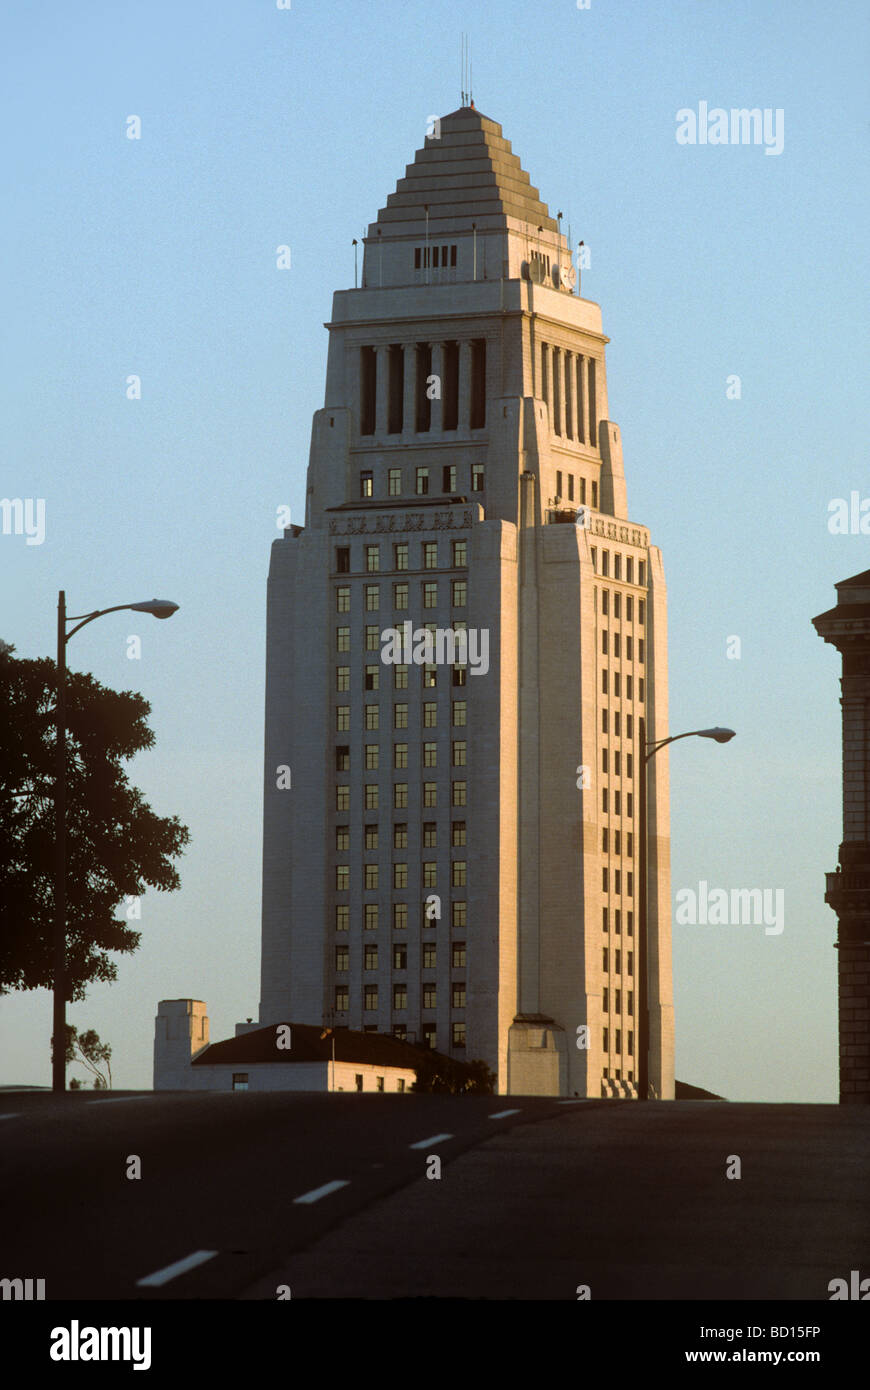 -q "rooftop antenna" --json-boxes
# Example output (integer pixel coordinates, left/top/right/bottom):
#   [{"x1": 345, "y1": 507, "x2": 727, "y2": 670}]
[
  {"x1": 352, "y1": 238, "x2": 358, "y2": 288},
  {"x1": 460, "y1": 34, "x2": 465, "y2": 106}
]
